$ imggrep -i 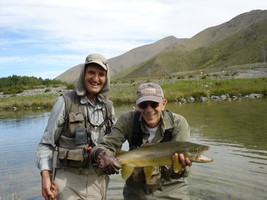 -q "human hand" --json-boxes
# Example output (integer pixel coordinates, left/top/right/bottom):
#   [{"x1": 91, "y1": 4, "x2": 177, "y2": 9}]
[
  {"x1": 171, "y1": 153, "x2": 192, "y2": 174},
  {"x1": 96, "y1": 149, "x2": 121, "y2": 174},
  {"x1": 41, "y1": 170, "x2": 57, "y2": 200}
]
